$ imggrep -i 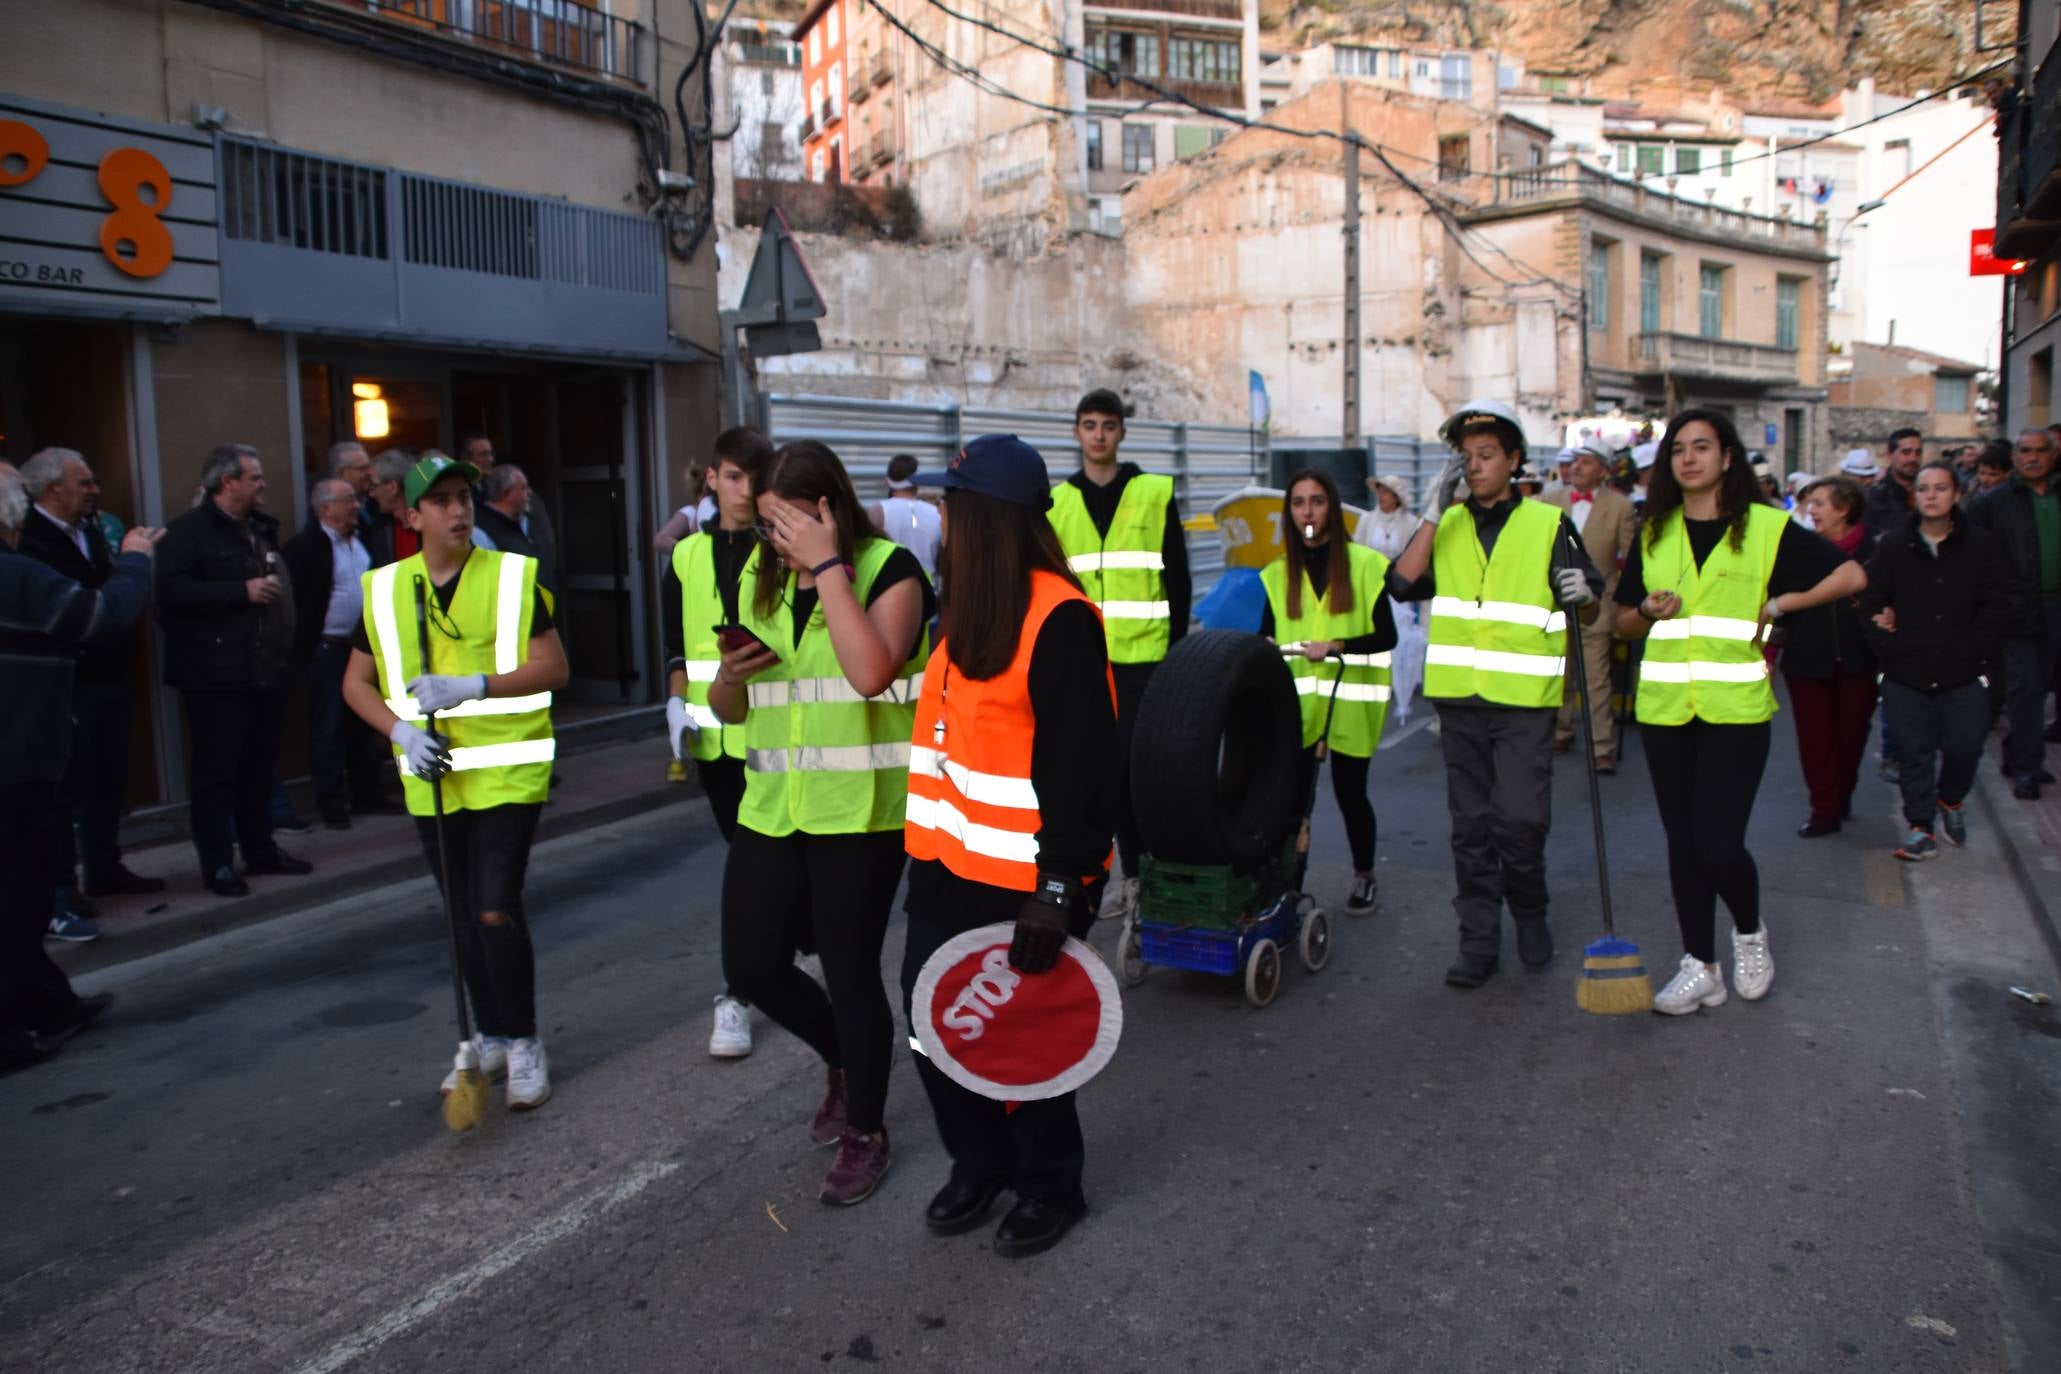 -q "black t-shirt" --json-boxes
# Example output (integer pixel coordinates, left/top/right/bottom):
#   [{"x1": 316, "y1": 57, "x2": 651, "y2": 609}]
[
  {"x1": 350, "y1": 564, "x2": 554, "y2": 656},
  {"x1": 1256, "y1": 541, "x2": 1399, "y2": 654},
  {"x1": 905, "y1": 598, "x2": 1117, "y2": 928},
  {"x1": 1614, "y1": 516, "x2": 1848, "y2": 607},
  {"x1": 661, "y1": 527, "x2": 755, "y2": 665},
  {"x1": 788, "y1": 544, "x2": 937, "y2": 648}
]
